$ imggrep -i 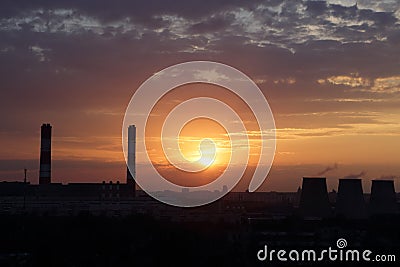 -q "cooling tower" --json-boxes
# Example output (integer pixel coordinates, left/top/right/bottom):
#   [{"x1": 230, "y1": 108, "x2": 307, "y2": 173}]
[
  {"x1": 299, "y1": 177, "x2": 332, "y2": 218},
  {"x1": 126, "y1": 125, "x2": 136, "y2": 197},
  {"x1": 39, "y1": 123, "x2": 52, "y2": 184},
  {"x1": 369, "y1": 180, "x2": 397, "y2": 215},
  {"x1": 336, "y1": 179, "x2": 367, "y2": 219}
]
